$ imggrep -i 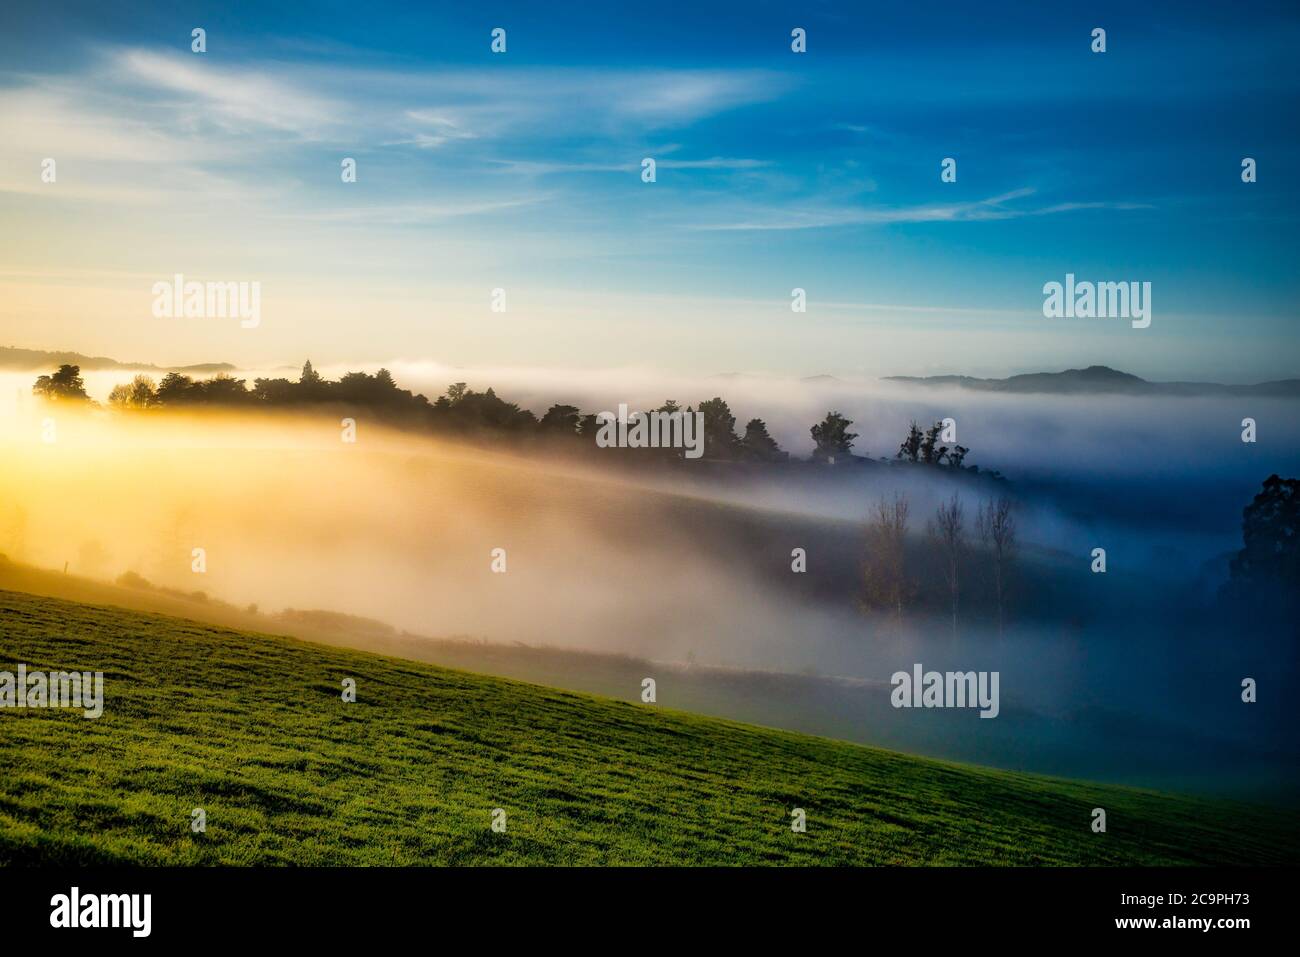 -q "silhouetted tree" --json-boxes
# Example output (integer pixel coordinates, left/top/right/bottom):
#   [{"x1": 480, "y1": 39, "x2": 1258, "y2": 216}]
[
  {"x1": 198, "y1": 373, "x2": 251, "y2": 403},
  {"x1": 296, "y1": 360, "x2": 326, "y2": 400},
  {"x1": 920, "y1": 422, "x2": 943, "y2": 464},
  {"x1": 251, "y1": 376, "x2": 298, "y2": 403},
  {"x1": 1225, "y1": 475, "x2": 1300, "y2": 610},
  {"x1": 698, "y1": 397, "x2": 741, "y2": 459},
  {"x1": 539, "y1": 403, "x2": 582, "y2": 435},
  {"x1": 4, "y1": 505, "x2": 28, "y2": 561},
  {"x1": 862, "y1": 493, "x2": 912, "y2": 619},
  {"x1": 108, "y1": 374, "x2": 157, "y2": 409},
  {"x1": 928, "y1": 494, "x2": 966, "y2": 637},
  {"x1": 434, "y1": 386, "x2": 535, "y2": 434},
  {"x1": 897, "y1": 421, "x2": 923, "y2": 462},
  {"x1": 155, "y1": 372, "x2": 197, "y2": 404},
  {"x1": 897, "y1": 420, "x2": 975, "y2": 470},
  {"x1": 811, "y1": 411, "x2": 857, "y2": 464},
  {"x1": 333, "y1": 369, "x2": 416, "y2": 407},
  {"x1": 32, "y1": 365, "x2": 90, "y2": 402},
  {"x1": 741, "y1": 418, "x2": 787, "y2": 462},
  {"x1": 977, "y1": 496, "x2": 1017, "y2": 637}
]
